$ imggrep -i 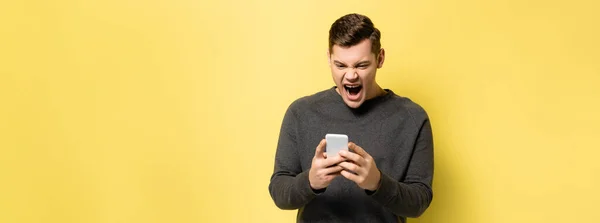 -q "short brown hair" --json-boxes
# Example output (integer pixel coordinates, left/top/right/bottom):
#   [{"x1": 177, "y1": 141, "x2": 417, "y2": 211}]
[{"x1": 328, "y1": 13, "x2": 381, "y2": 55}]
